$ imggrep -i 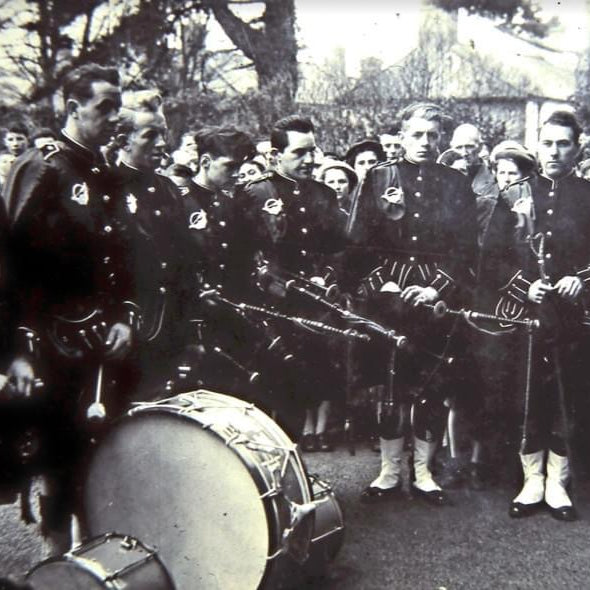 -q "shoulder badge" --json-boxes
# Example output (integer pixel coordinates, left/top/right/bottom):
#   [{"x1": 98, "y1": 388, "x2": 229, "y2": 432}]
[
  {"x1": 189, "y1": 209, "x2": 208, "y2": 230},
  {"x1": 71, "y1": 182, "x2": 89, "y2": 206},
  {"x1": 40, "y1": 141, "x2": 61, "y2": 161}
]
